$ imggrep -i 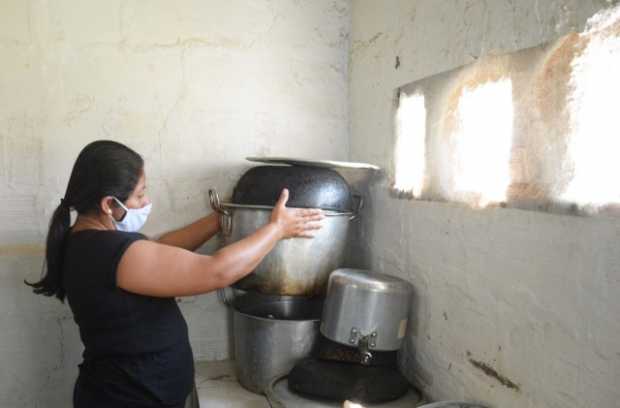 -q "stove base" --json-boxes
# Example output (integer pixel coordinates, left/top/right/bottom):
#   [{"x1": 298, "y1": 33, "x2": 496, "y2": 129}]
[
  {"x1": 266, "y1": 373, "x2": 422, "y2": 408},
  {"x1": 288, "y1": 358, "x2": 410, "y2": 404}
]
